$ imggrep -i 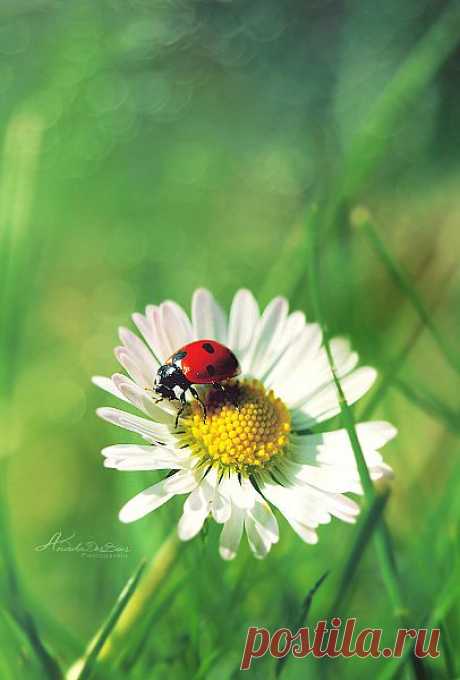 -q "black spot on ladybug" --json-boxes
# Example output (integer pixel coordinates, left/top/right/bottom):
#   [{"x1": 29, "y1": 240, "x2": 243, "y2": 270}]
[
  {"x1": 206, "y1": 364, "x2": 216, "y2": 376},
  {"x1": 202, "y1": 342, "x2": 215, "y2": 354},
  {"x1": 173, "y1": 351, "x2": 187, "y2": 362}
]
